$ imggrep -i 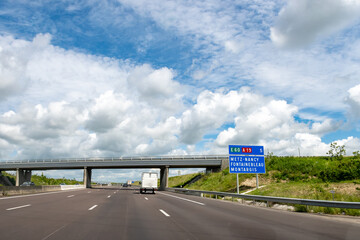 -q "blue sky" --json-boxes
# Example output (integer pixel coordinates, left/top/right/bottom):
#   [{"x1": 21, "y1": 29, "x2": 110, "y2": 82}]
[{"x1": 1, "y1": 0, "x2": 360, "y2": 182}]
